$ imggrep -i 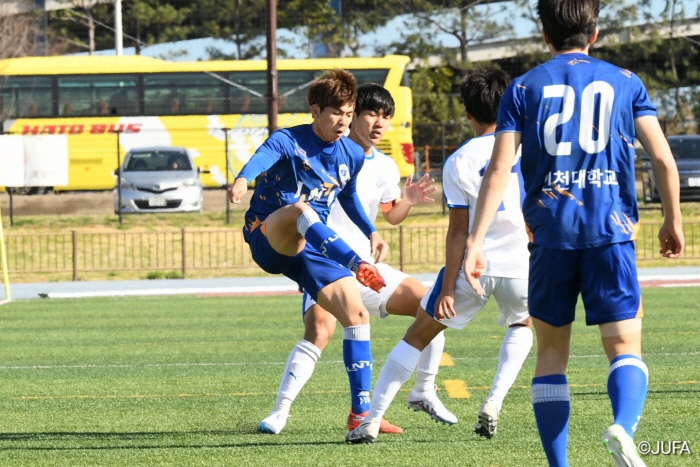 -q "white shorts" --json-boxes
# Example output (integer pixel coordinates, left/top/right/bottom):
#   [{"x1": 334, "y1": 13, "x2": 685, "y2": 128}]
[
  {"x1": 303, "y1": 262, "x2": 409, "y2": 319},
  {"x1": 420, "y1": 267, "x2": 529, "y2": 330}
]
